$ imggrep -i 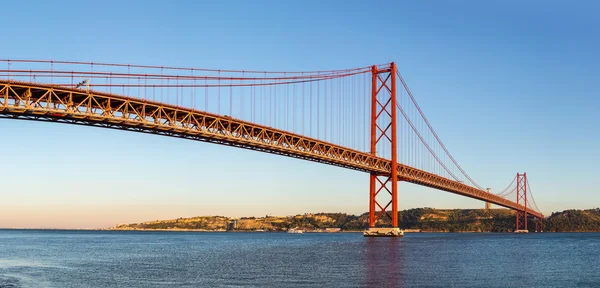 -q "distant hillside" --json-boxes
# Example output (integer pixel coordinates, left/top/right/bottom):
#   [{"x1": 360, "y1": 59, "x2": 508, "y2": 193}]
[
  {"x1": 543, "y1": 209, "x2": 600, "y2": 232},
  {"x1": 396, "y1": 208, "x2": 516, "y2": 232},
  {"x1": 113, "y1": 216, "x2": 231, "y2": 231},
  {"x1": 110, "y1": 208, "x2": 600, "y2": 233},
  {"x1": 110, "y1": 208, "x2": 512, "y2": 232}
]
